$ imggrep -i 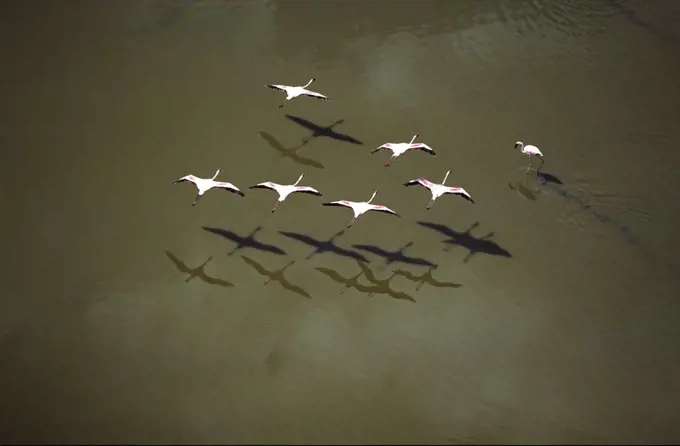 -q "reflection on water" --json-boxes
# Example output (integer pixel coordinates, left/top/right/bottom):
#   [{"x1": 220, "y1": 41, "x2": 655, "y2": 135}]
[
  {"x1": 258, "y1": 131, "x2": 325, "y2": 169},
  {"x1": 418, "y1": 221, "x2": 513, "y2": 263},
  {"x1": 164, "y1": 250, "x2": 235, "y2": 287},
  {"x1": 508, "y1": 173, "x2": 539, "y2": 201},
  {"x1": 241, "y1": 255, "x2": 312, "y2": 299},
  {"x1": 394, "y1": 266, "x2": 463, "y2": 292}
]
